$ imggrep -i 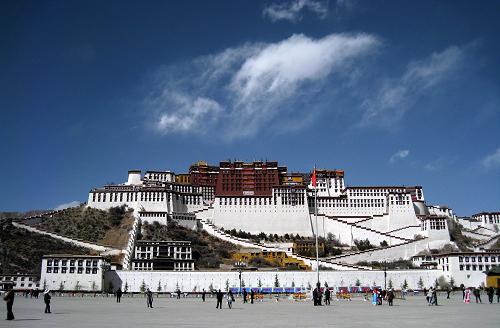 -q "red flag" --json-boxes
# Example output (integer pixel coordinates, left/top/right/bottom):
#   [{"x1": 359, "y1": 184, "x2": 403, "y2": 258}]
[{"x1": 312, "y1": 168, "x2": 316, "y2": 187}]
